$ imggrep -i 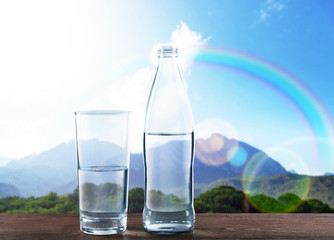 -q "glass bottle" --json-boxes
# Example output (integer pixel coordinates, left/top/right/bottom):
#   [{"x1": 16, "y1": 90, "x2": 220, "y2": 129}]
[{"x1": 143, "y1": 45, "x2": 195, "y2": 235}]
